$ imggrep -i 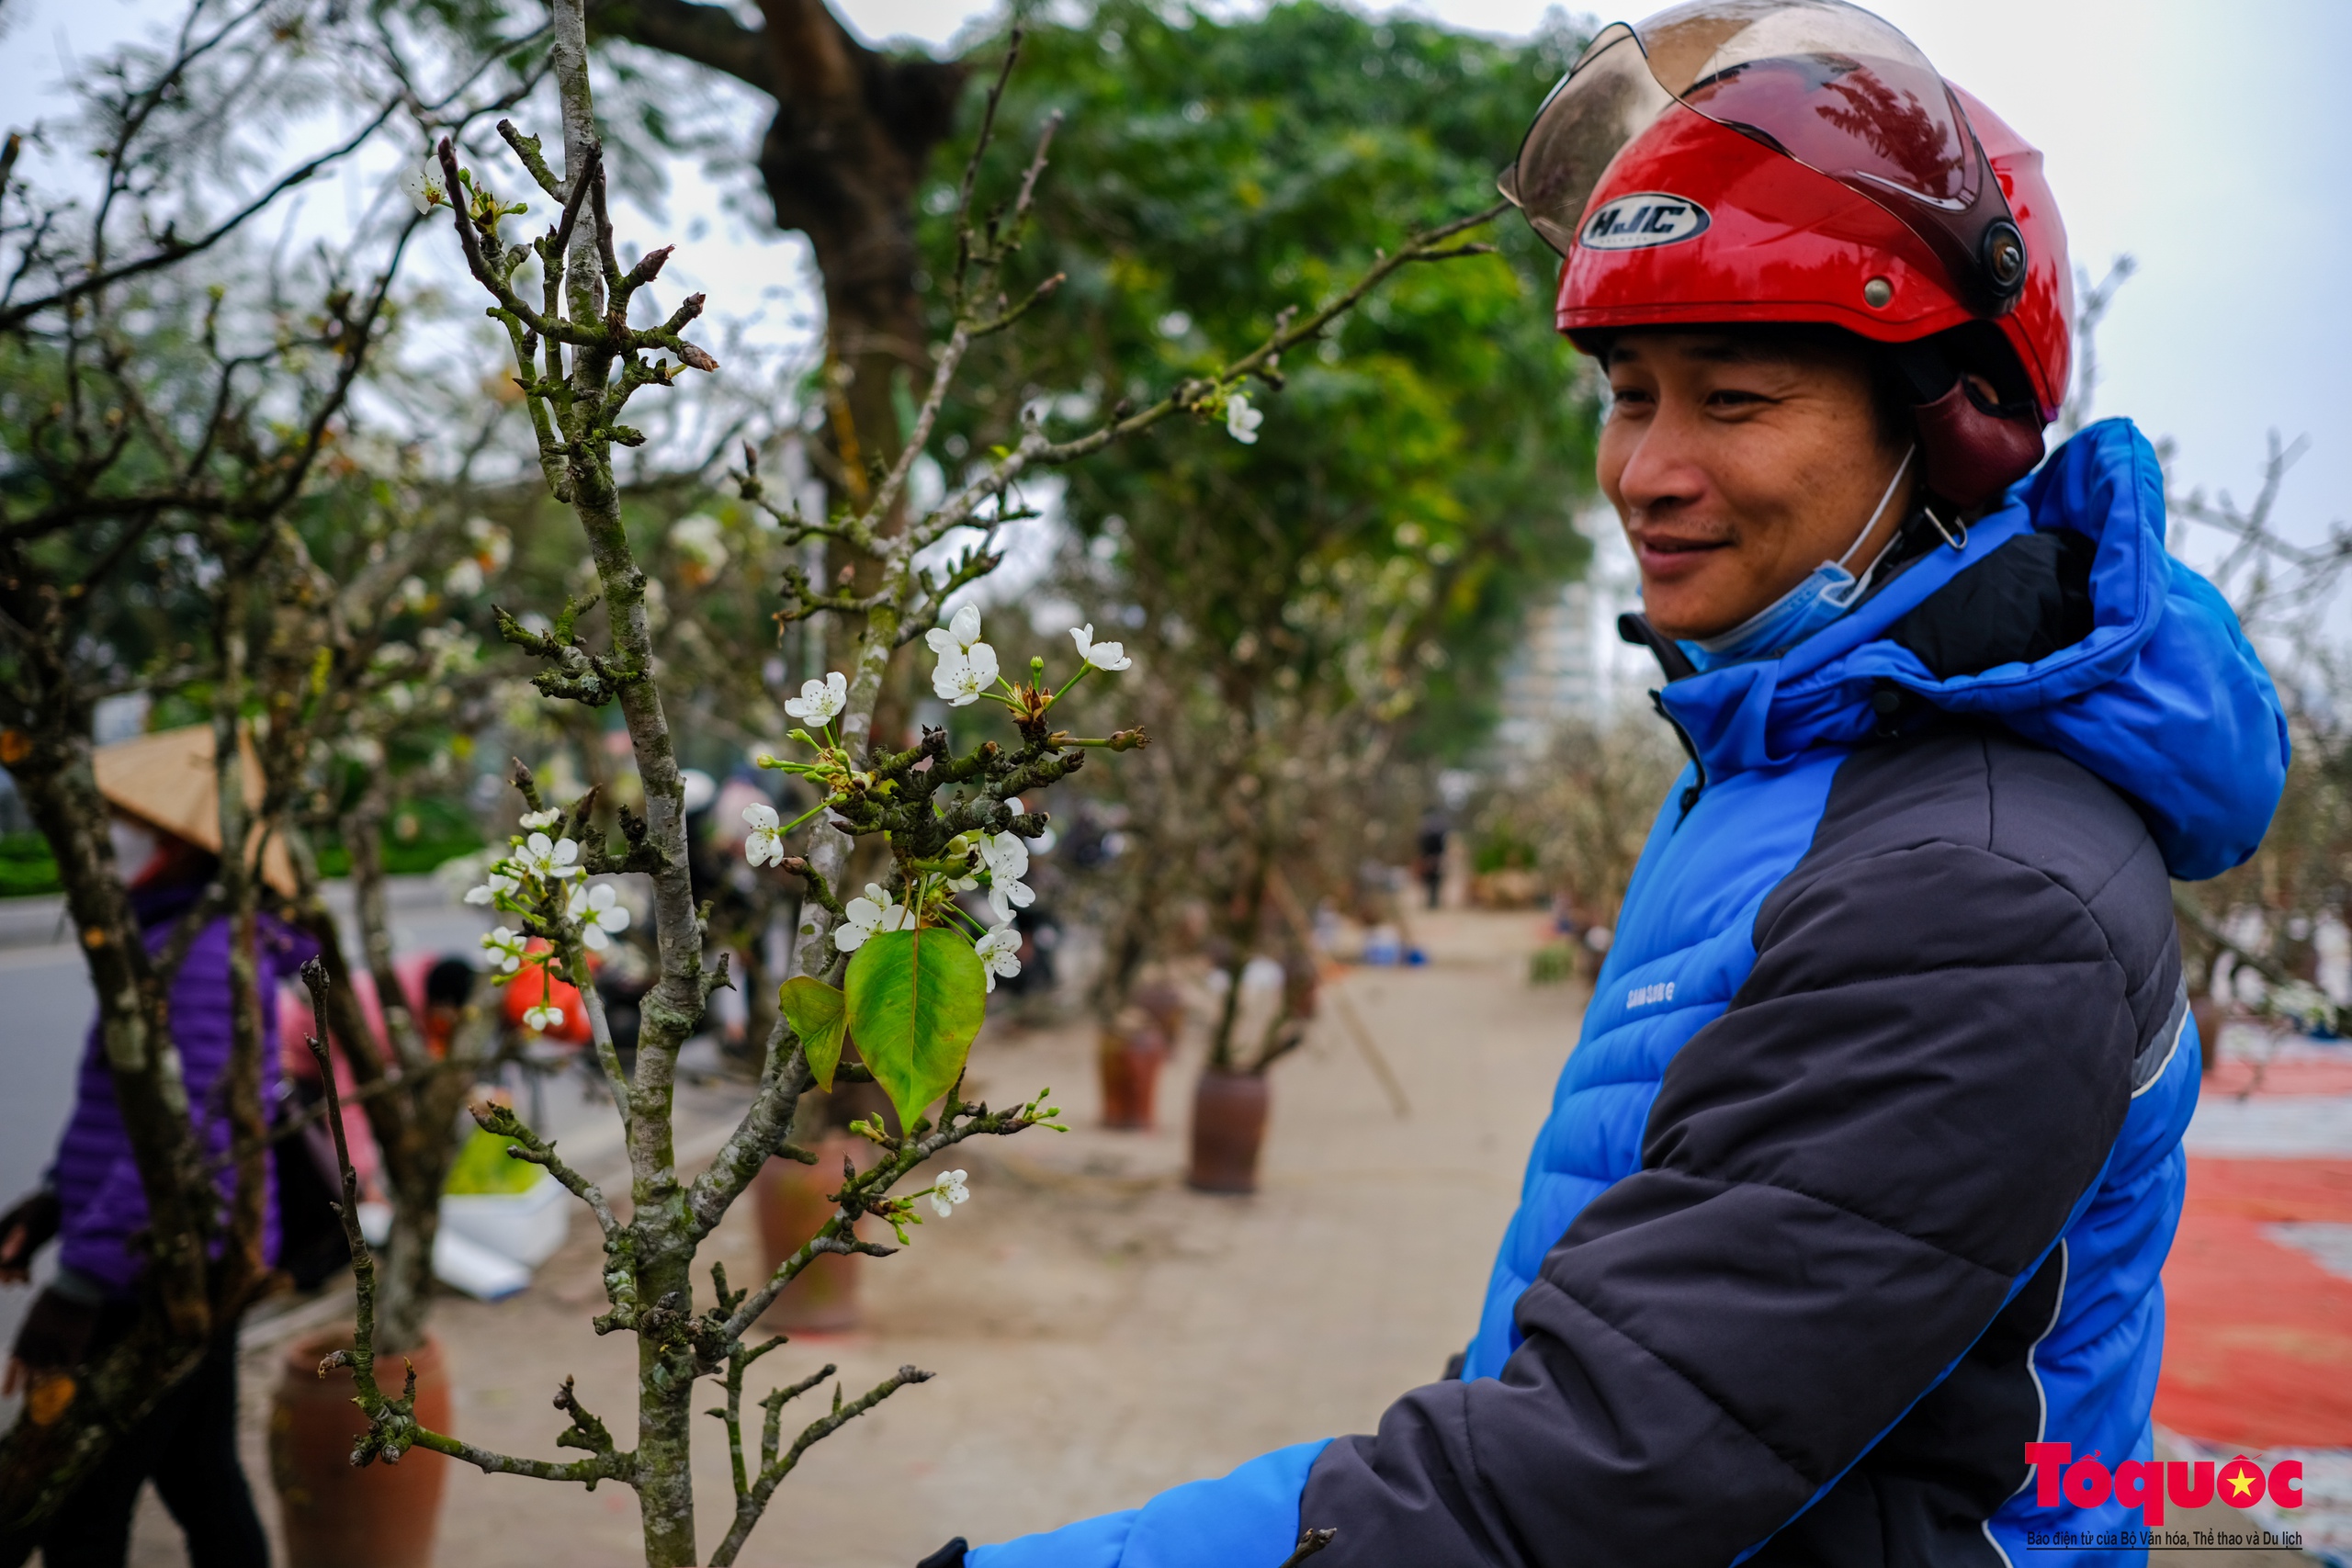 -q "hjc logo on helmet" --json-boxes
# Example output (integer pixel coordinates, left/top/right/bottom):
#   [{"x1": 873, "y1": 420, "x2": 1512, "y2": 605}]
[
  {"x1": 2024, "y1": 1444, "x2": 2305, "y2": 1529},
  {"x1": 1578, "y1": 194, "x2": 1710, "y2": 252}
]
